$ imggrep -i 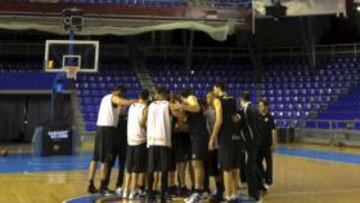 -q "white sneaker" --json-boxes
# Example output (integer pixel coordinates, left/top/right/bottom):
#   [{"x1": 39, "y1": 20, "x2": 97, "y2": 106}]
[
  {"x1": 256, "y1": 197, "x2": 263, "y2": 203},
  {"x1": 115, "y1": 188, "x2": 123, "y2": 196},
  {"x1": 230, "y1": 194, "x2": 239, "y2": 201},
  {"x1": 128, "y1": 191, "x2": 136, "y2": 200},
  {"x1": 137, "y1": 189, "x2": 146, "y2": 197},
  {"x1": 224, "y1": 195, "x2": 232, "y2": 202},
  {"x1": 185, "y1": 193, "x2": 201, "y2": 203},
  {"x1": 264, "y1": 184, "x2": 271, "y2": 190},
  {"x1": 122, "y1": 189, "x2": 129, "y2": 199}
]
